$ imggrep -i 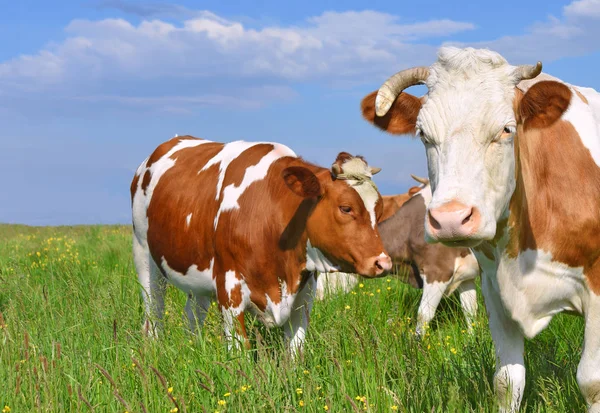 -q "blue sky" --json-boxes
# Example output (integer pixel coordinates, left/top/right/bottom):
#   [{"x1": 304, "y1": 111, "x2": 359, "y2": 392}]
[{"x1": 2, "y1": 0, "x2": 600, "y2": 225}]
